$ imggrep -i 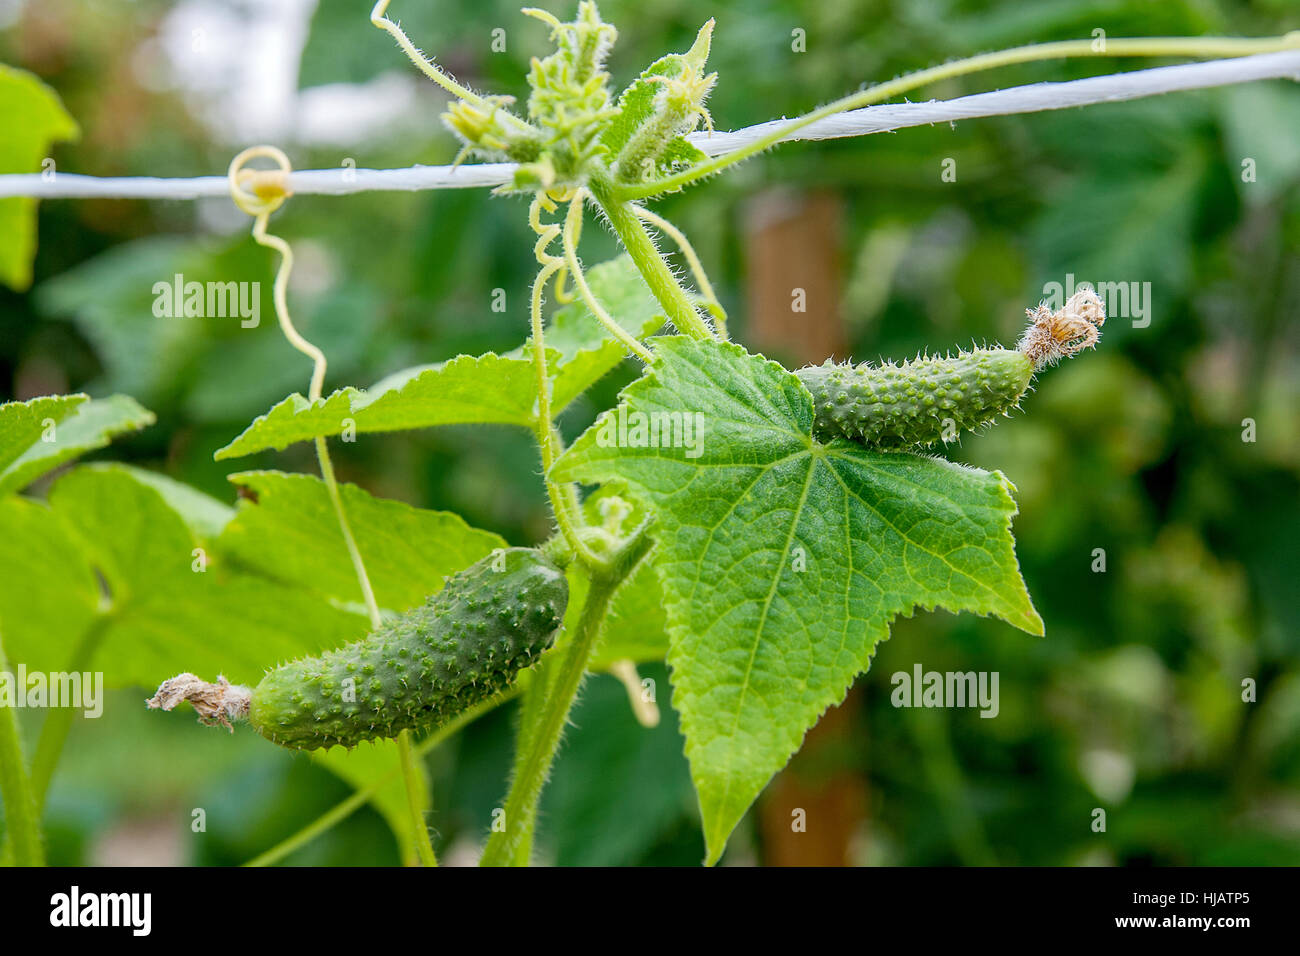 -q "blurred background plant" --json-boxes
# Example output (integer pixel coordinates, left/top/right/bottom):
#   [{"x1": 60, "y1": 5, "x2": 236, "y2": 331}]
[{"x1": 1, "y1": 0, "x2": 1297, "y2": 865}]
